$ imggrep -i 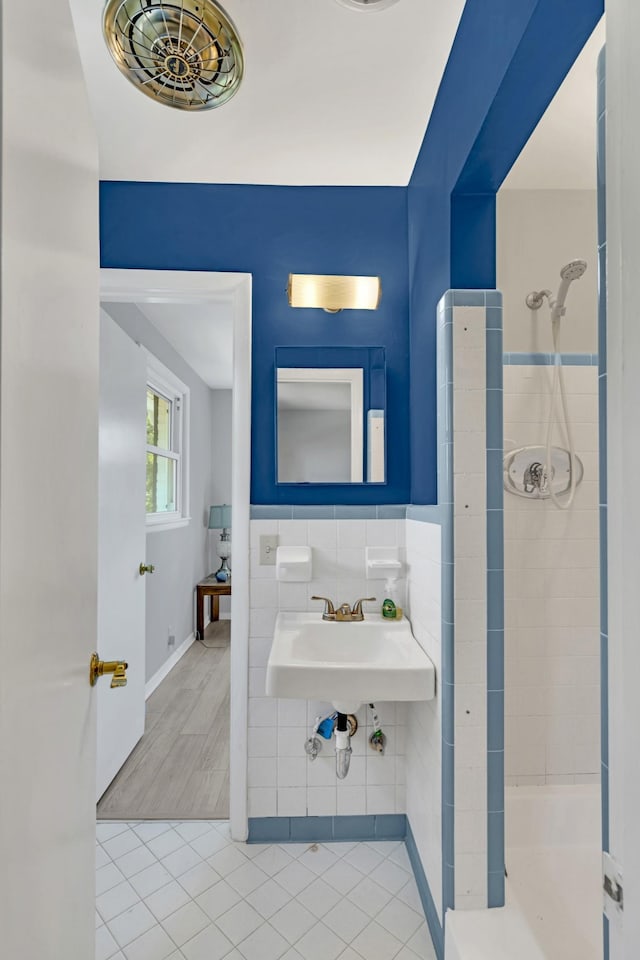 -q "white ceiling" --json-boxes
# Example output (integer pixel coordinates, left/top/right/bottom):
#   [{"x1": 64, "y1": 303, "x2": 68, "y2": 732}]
[
  {"x1": 502, "y1": 17, "x2": 605, "y2": 191},
  {"x1": 69, "y1": 0, "x2": 465, "y2": 185},
  {"x1": 137, "y1": 299, "x2": 234, "y2": 387}
]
